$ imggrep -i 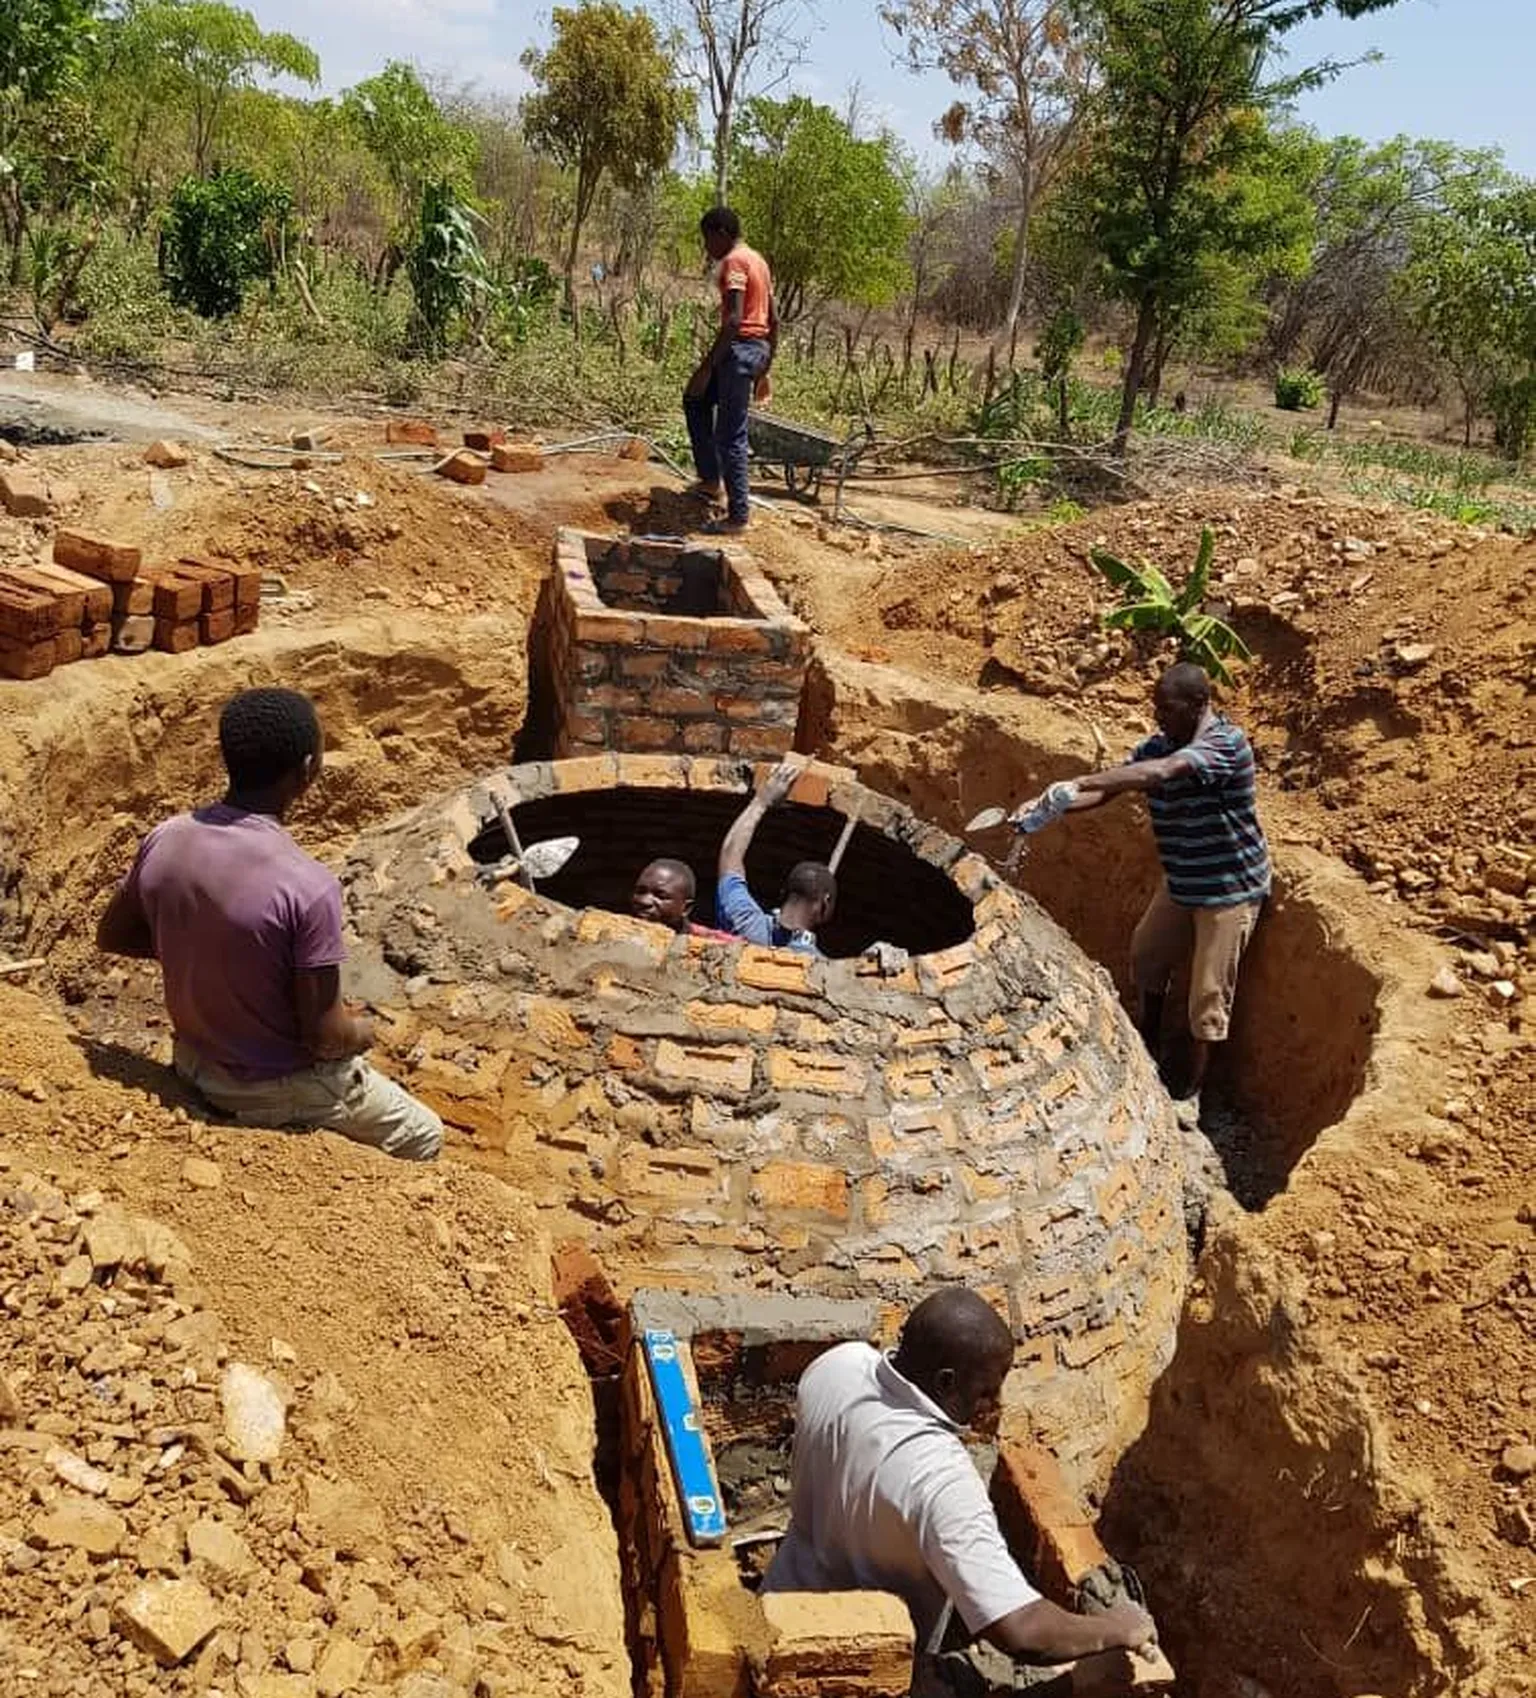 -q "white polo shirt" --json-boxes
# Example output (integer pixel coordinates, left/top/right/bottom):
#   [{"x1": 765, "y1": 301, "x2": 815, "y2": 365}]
[{"x1": 761, "y1": 1341, "x2": 1040, "y2": 1647}]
